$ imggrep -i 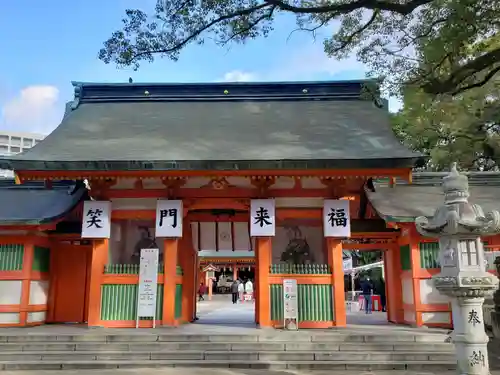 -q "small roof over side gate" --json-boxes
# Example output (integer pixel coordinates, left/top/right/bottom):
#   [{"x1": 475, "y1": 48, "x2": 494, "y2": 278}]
[
  {"x1": 366, "y1": 172, "x2": 500, "y2": 222},
  {"x1": 3, "y1": 80, "x2": 420, "y2": 172},
  {"x1": 0, "y1": 179, "x2": 87, "y2": 225}
]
